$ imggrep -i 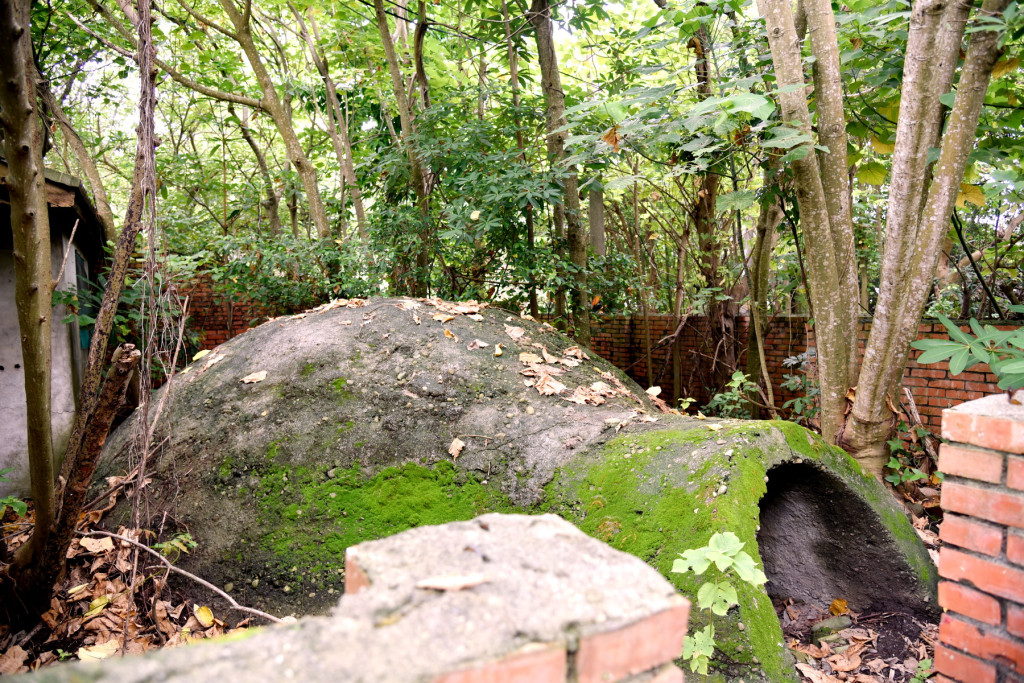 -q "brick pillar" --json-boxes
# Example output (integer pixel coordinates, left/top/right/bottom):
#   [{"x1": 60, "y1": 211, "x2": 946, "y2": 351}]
[{"x1": 935, "y1": 394, "x2": 1024, "y2": 683}]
